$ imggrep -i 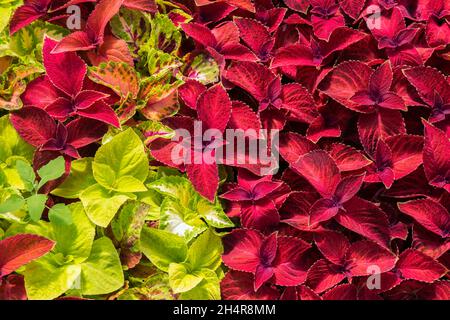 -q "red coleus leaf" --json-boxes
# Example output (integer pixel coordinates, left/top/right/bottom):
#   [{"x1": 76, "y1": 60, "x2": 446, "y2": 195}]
[
  {"x1": 0, "y1": 234, "x2": 55, "y2": 278},
  {"x1": 234, "y1": 17, "x2": 274, "y2": 61},
  {"x1": 422, "y1": 120, "x2": 450, "y2": 192},
  {"x1": 396, "y1": 249, "x2": 447, "y2": 282},
  {"x1": 223, "y1": 229, "x2": 311, "y2": 289},
  {"x1": 271, "y1": 27, "x2": 366, "y2": 68},
  {"x1": 52, "y1": 0, "x2": 123, "y2": 53},
  {"x1": 221, "y1": 271, "x2": 280, "y2": 300},
  {"x1": 398, "y1": 198, "x2": 450, "y2": 238},
  {"x1": 307, "y1": 237, "x2": 397, "y2": 293}
]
